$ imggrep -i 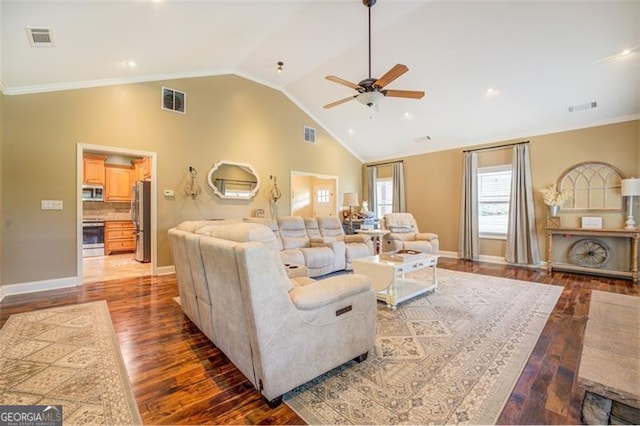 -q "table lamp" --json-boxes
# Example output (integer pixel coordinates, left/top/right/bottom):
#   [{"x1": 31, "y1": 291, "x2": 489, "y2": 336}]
[
  {"x1": 342, "y1": 192, "x2": 359, "y2": 234},
  {"x1": 621, "y1": 178, "x2": 640, "y2": 230}
]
